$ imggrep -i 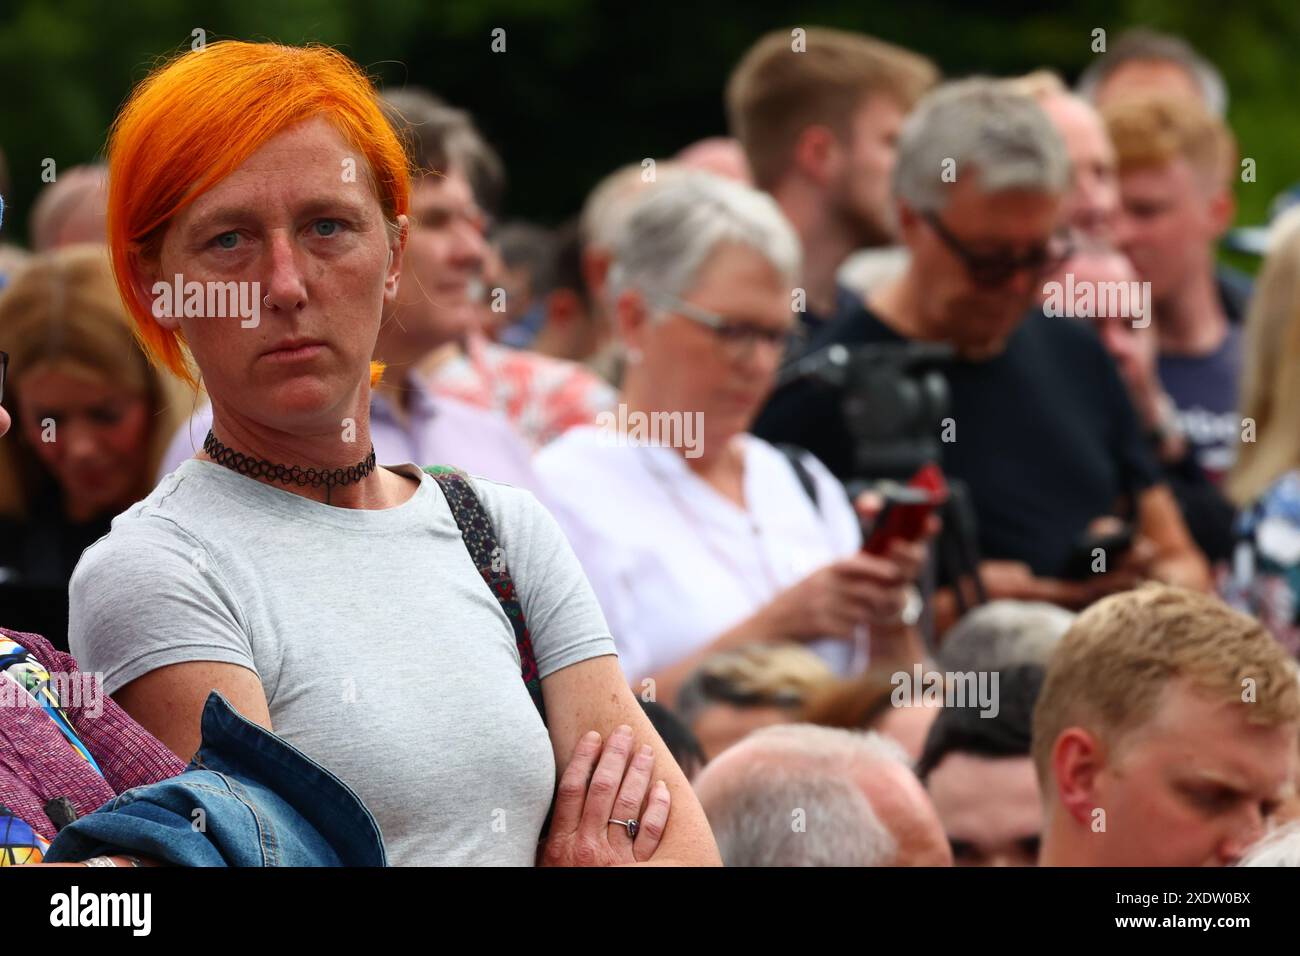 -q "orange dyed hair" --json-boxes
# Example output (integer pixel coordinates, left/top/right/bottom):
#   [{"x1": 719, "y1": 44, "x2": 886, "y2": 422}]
[{"x1": 106, "y1": 41, "x2": 410, "y2": 388}]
